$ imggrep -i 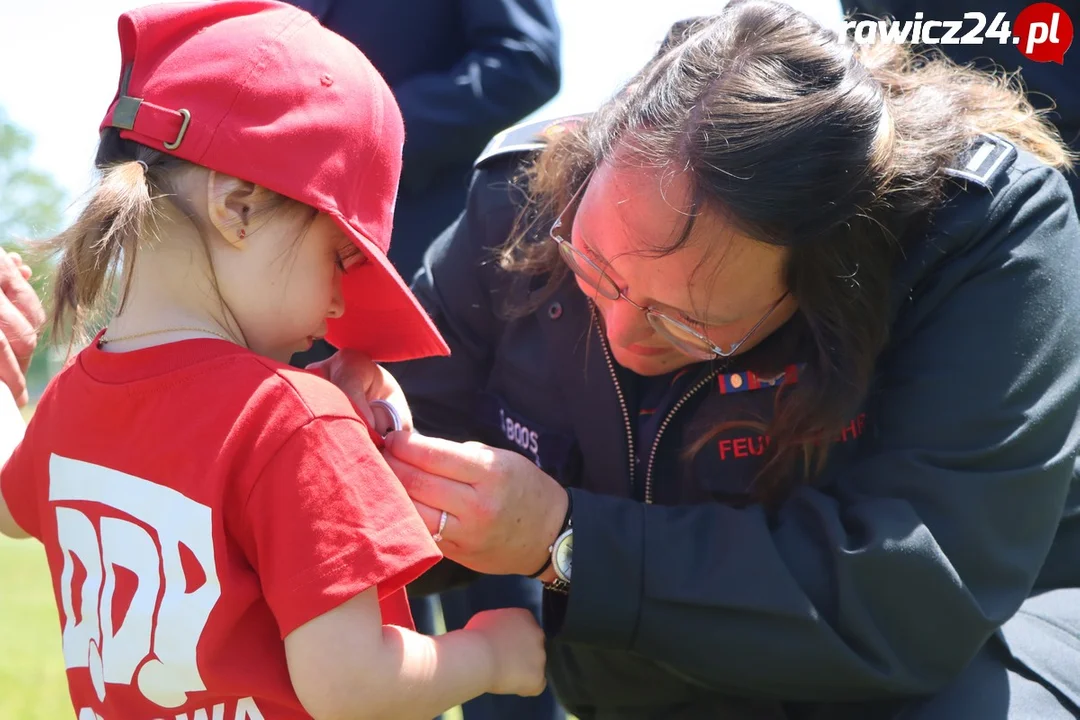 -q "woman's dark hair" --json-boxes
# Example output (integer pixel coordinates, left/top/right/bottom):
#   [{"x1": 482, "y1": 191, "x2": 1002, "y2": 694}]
[{"x1": 497, "y1": 0, "x2": 1074, "y2": 506}]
